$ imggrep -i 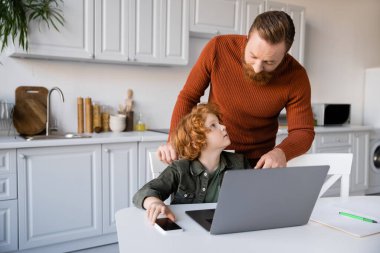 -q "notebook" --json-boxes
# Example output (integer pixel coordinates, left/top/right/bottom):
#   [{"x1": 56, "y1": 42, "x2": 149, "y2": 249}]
[
  {"x1": 310, "y1": 197, "x2": 380, "y2": 237},
  {"x1": 186, "y1": 165, "x2": 329, "y2": 235}
]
